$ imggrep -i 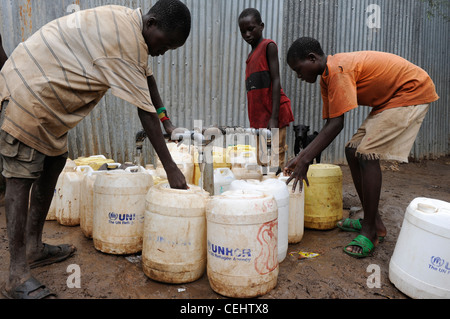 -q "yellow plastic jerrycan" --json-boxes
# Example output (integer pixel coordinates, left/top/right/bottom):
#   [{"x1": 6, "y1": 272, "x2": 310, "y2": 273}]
[{"x1": 304, "y1": 164, "x2": 343, "y2": 230}]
